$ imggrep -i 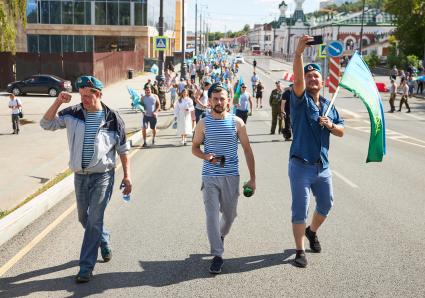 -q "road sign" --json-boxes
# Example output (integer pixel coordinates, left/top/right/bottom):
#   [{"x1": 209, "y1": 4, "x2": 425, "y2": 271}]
[
  {"x1": 318, "y1": 44, "x2": 327, "y2": 58},
  {"x1": 154, "y1": 36, "x2": 168, "y2": 51},
  {"x1": 327, "y1": 40, "x2": 344, "y2": 57}
]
